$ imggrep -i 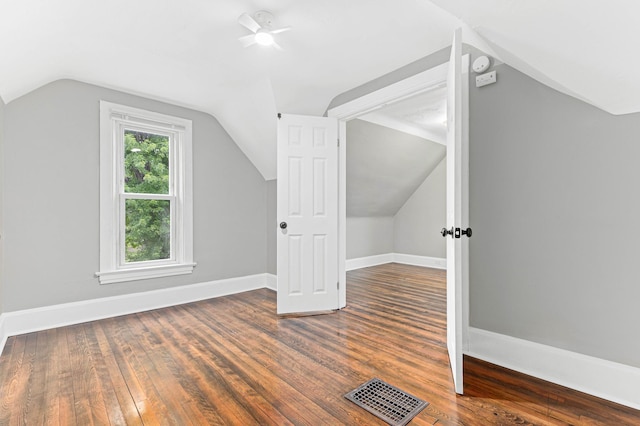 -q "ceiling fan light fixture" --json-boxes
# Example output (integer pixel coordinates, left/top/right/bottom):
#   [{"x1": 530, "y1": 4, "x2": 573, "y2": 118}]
[{"x1": 255, "y1": 29, "x2": 274, "y2": 46}]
